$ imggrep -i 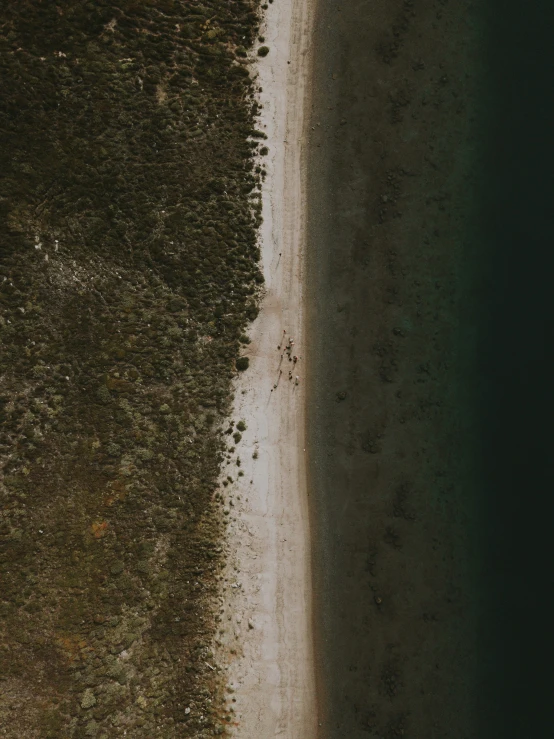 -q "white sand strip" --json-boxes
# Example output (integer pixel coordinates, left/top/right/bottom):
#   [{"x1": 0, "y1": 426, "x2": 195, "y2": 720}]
[{"x1": 215, "y1": 0, "x2": 317, "y2": 736}]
